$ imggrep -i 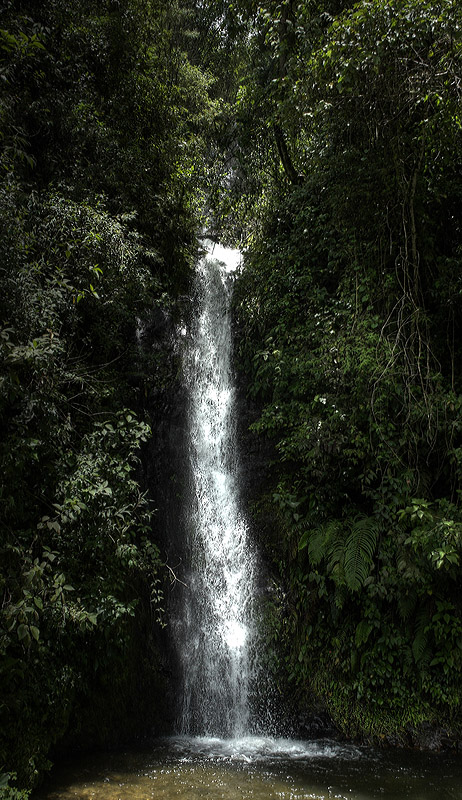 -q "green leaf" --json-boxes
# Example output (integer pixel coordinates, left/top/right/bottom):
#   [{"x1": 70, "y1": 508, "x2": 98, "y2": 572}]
[
  {"x1": 30, "y1": 626, "x2": 40, "y2": 641},
  {"x1": 298, "y1": 529, "x2": 309, "y2": 550},
  {"x1": 17, "y1": 624, "x2": 28, "y2": 641},
  {"x1": 355, "y1": 619, "x2": 373, "y2": 647}
]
